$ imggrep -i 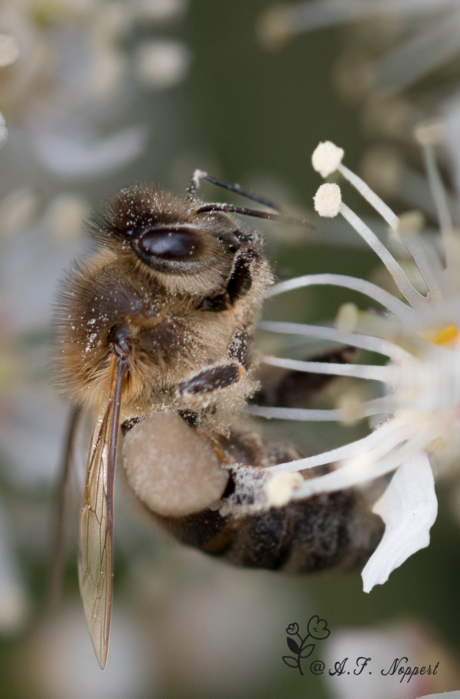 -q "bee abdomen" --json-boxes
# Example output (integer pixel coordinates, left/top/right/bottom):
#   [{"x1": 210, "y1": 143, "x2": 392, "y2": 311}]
[
  {"x1": 153, "y1": 488, "x2": 383, "y2": 573},
  {"x1": 123, "y1": 416, "x2": 383, "y2": 574}
]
